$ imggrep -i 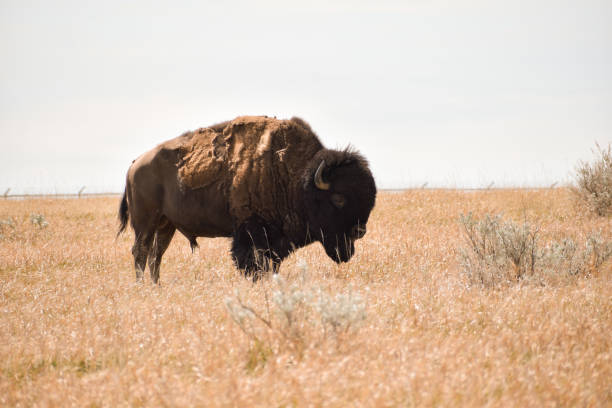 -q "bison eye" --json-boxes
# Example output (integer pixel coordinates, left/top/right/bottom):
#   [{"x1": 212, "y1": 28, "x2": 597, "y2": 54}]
[{"x1": 331, "y1": 193, "x2": 346, "y2": 209}]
